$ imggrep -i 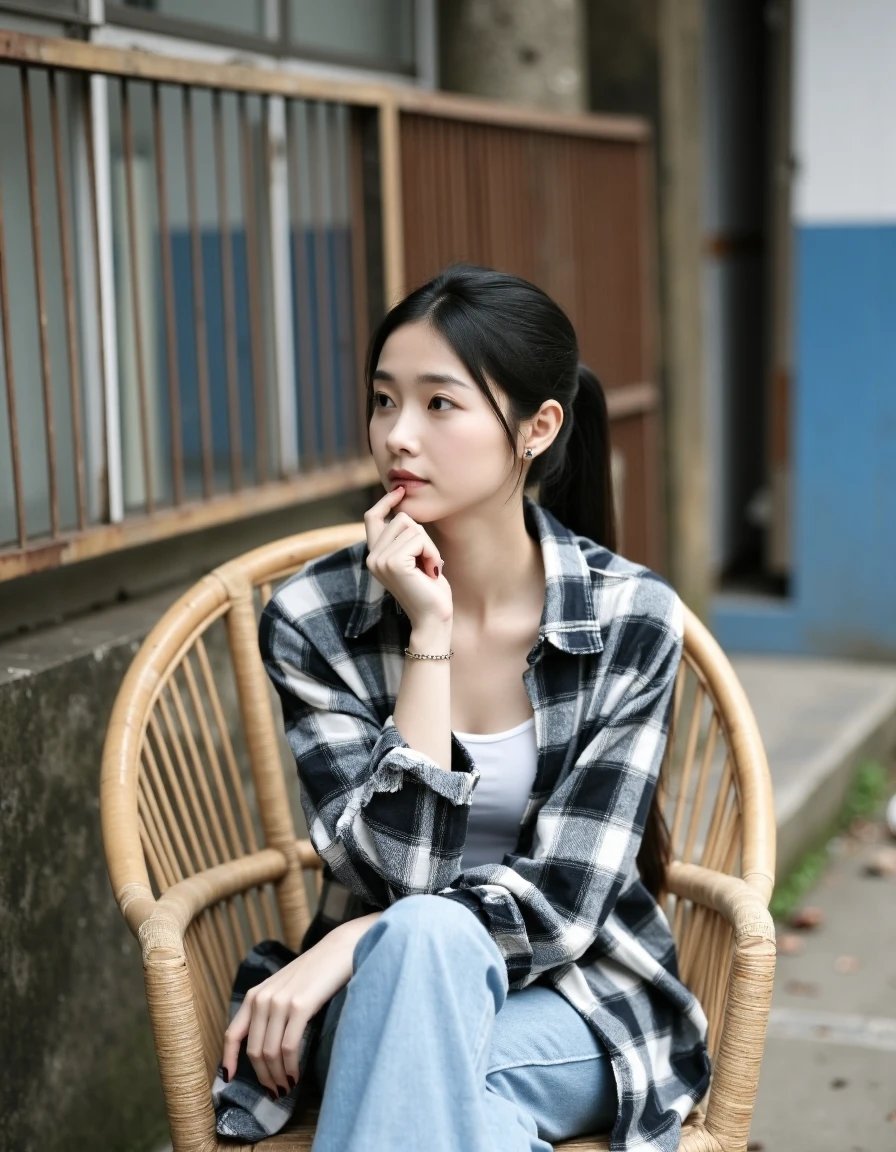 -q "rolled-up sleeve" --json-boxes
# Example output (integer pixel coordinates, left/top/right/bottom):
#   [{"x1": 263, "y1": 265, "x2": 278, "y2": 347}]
[
  {"x1": 437, "y1": 587, "x2": 684, "y2": 990},
  {"x1": 260, "y1": 597, "x2": 480, "y2": 908}
]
